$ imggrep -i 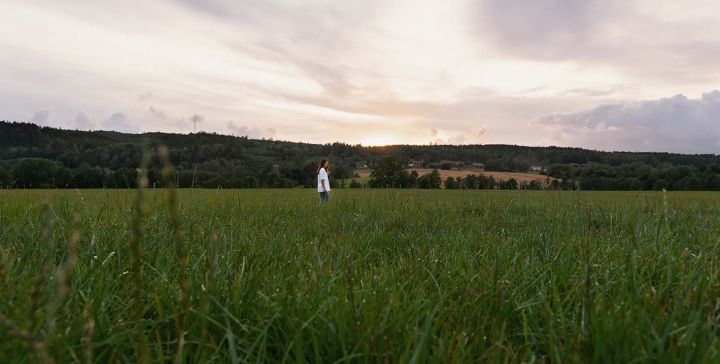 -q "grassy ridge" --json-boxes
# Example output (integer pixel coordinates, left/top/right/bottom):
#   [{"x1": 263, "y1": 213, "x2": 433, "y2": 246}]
[{"x1": 1, "y1": 189, "x2": 719, "y2": 362}]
